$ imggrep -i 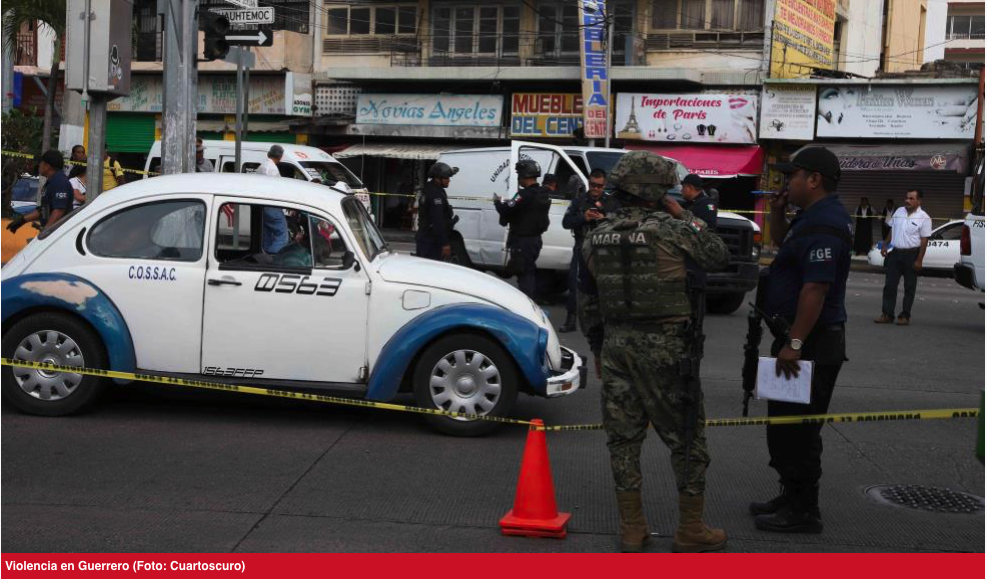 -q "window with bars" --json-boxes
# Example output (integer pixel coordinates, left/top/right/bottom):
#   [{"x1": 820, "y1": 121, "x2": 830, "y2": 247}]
[
  {"x1": 946, "y1": 14, "x2": 986, "y2": 40},
  {"x1": 535, "y1": 2, "x2": 633, "y2": 61},
  {"x1": 432, "y1": 5, "x2": 520, "y2": 56},
  {"x1": 326, "y1": 4, "x2": 418, "y2": 36},
  {"x1": 651, "y1": 0, "x2": 764, "y2": 31}
]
